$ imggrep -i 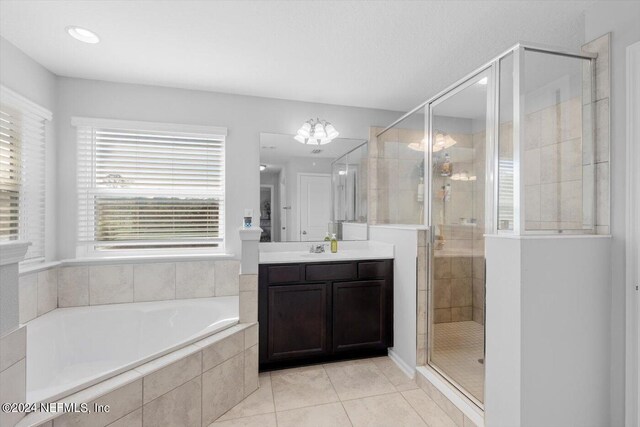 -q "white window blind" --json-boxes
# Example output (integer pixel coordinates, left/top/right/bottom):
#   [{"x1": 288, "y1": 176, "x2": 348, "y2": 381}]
[
  {"x1": 75, "y1": 118, "x2": 226, "y2": 254},
  {"x1": 0, "y1": 86, "x2": 50, "y2": 262},
  {"x1": 498, "y1": 158, "x2": 514, "y2": 230}
]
